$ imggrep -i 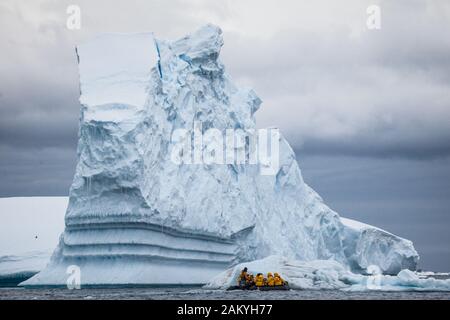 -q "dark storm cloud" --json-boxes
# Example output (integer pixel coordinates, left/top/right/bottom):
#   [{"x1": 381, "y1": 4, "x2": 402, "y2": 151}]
[
  {"x1": 0, "y1": 145, "x2": 76, "y2": 196},
  {"x1": 219, "y1": 0, "x2": 450, "y2": 159},
  {"x1": 0, "y1": 79, "x2": 79, "y2": 148},
  {"x1": 1, "y1": 0, "x2": 450, "y2": 159},
  {"x1": 0, "y1": 0, "x2": 81, "y2": 151}
]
